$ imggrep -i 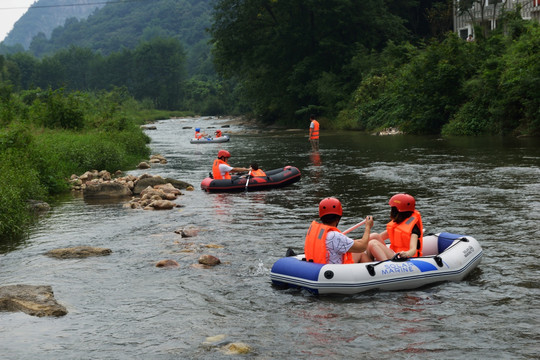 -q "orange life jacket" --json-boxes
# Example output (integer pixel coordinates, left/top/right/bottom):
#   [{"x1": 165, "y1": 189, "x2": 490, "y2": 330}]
[
  {"x1": 304, "y1": 221, "x2": 354, "y2": 264},
  {"x1": 215, "y1": 130, "x2": 222, "y2": 138},
  {"x1": 212, "y1": 159, "x2": 231, "y2": 180},
  {"x1": 386, "y1": 210, "x2": 423, "y2": 257},
  {"x1": 250, "y1": 169, "x2": 266, "y2": 177},
  {"x1": 310, "y1": 120, "x2": 320, "y2": 139},
  {"x1": 195, "y1": 132, "x2": 203, "y2": 139}
]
